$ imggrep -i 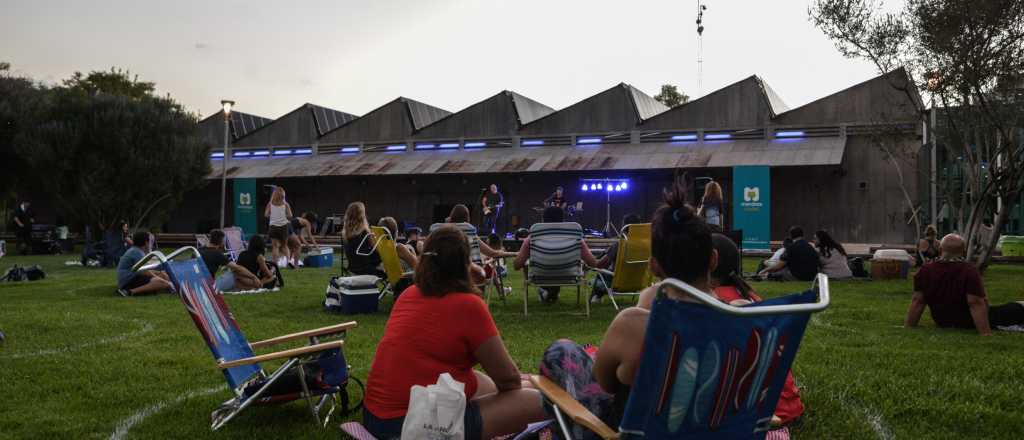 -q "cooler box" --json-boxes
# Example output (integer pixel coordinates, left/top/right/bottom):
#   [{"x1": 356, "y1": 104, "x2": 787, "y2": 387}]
[
  {"x1": 871, "y1": 249, "x2": 912, "y2": 279},
  {"x1": 325, "y1": 275, "x2": 380, "y2": 315},
  {"x1": 1000, "y1": 236, "x2": 1024, "y2": 256},
  {"x1": 303, "y1": 246, "x2": 334, "y2": 268}
]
